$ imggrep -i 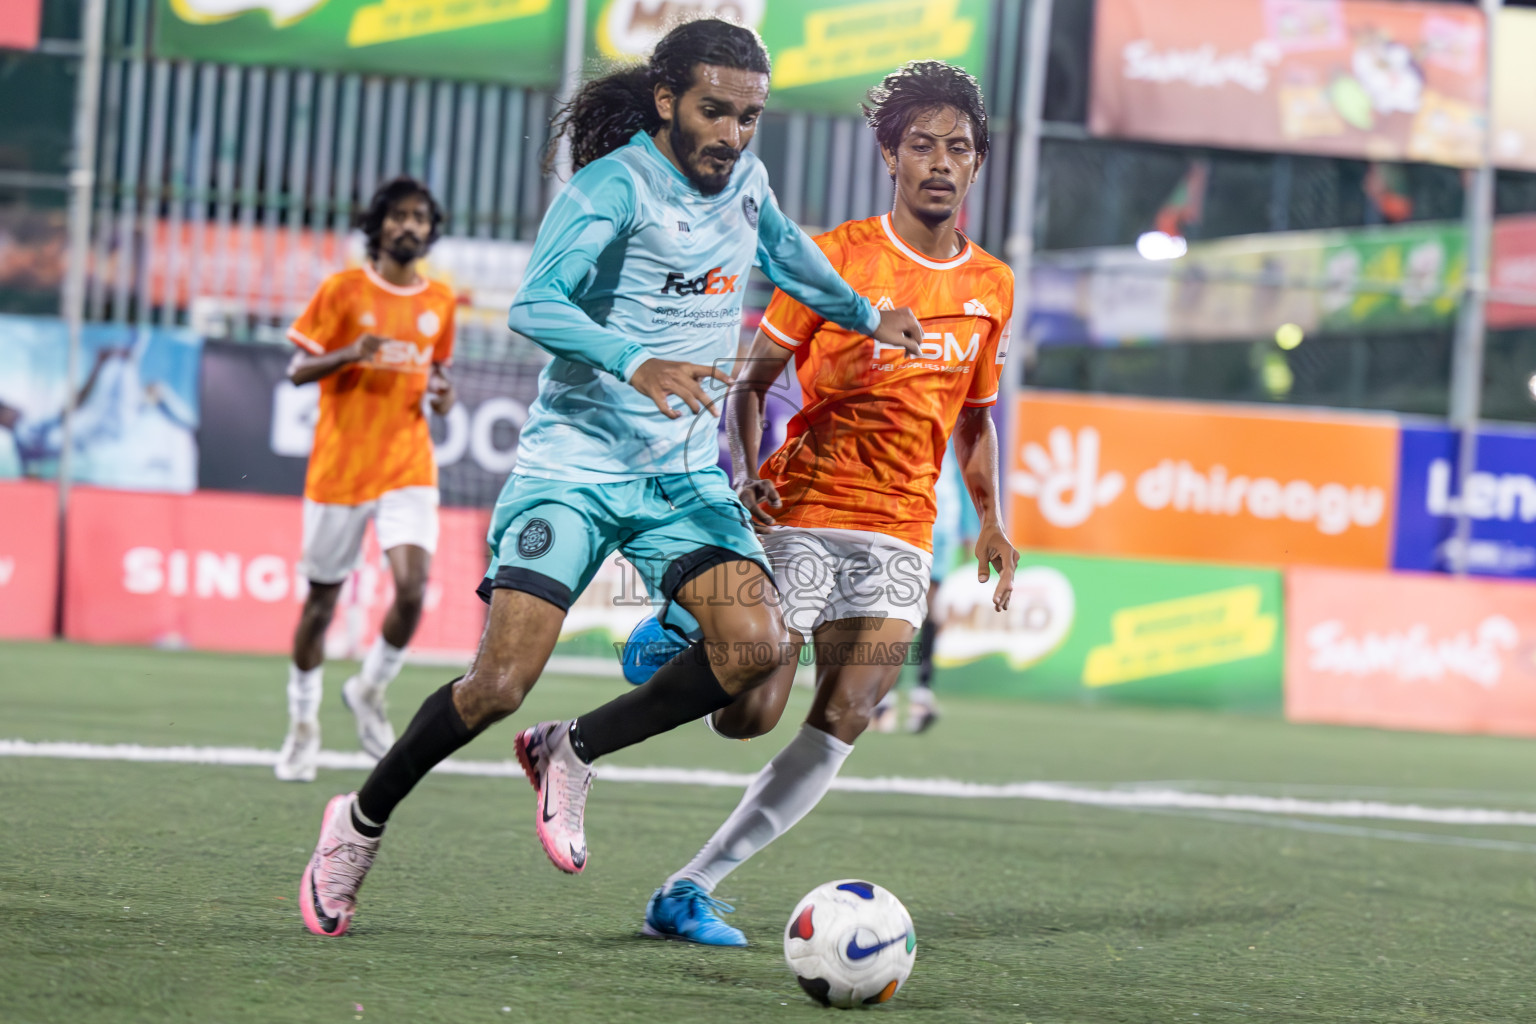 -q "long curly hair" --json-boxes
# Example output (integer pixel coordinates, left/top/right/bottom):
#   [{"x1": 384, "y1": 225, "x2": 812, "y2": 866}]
[
  {"x1": 357, "y1": 176, "x2": 443, "y2": 258},
  {"x1": 862, "y1": 60, "x2": 990, "y2": 163},
  {"x1": 547, "y1": 17, "x2": 771, "y2": 174}
]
